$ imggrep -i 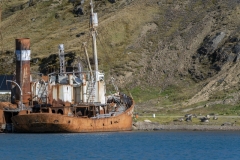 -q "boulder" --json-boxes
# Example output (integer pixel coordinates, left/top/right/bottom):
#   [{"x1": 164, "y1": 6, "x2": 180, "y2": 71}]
[
  {"x1": 109, "y1": 0, "x2": 116, "y2": 3},
  {"x1": 73, "y1": 5, "x2": 84, "y2": 16},
  {"x1": 212, "y1": 32, "x2": 225, "y2": 50},
  {"x1": 213, "y1": 116, "x2": 218, "y2": 120},
  {"x1": 221, "y1": 122, "x2": 232, "y2": 126},
  {"x1": 197, "y1": 32, "x2": 225, "y2": 56},
  {"x1": 233, "y1": 44, "x2": 240, "y2": 54},
  {"x1": 200, "y1": 116, "x2": 210, "y2": 122},
  {"x1": 234, "y1": 53, "x2": 240, "y2": 62},
  {"x1": 144, "y1": 119, "x2": 151, "y2": 123}
]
